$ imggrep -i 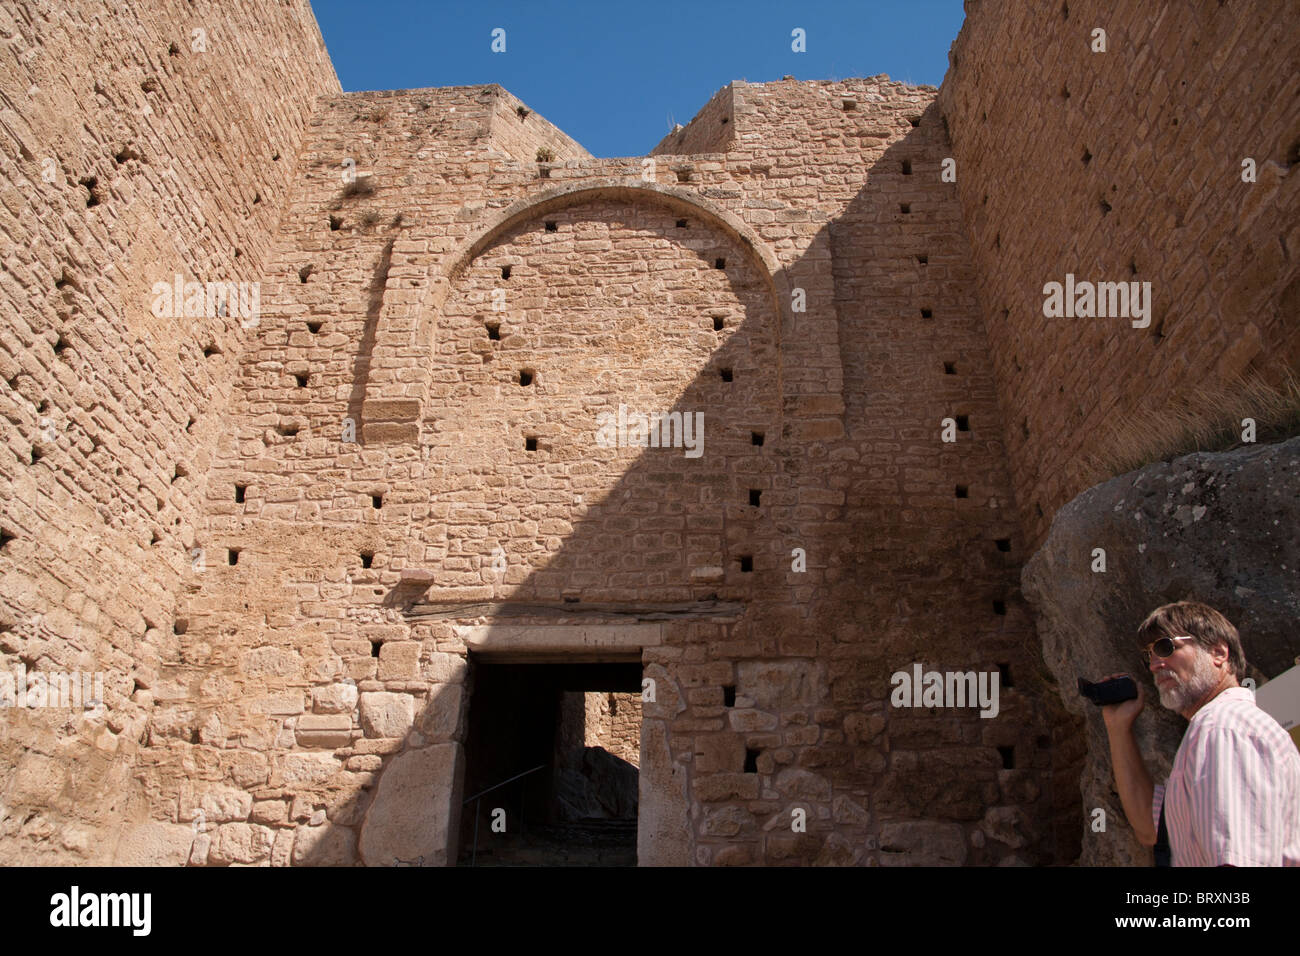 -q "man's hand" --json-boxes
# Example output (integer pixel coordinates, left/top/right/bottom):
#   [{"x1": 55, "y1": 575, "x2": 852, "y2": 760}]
[
  {"x1": 1099, "y1": 672, "x2": 1156, "y2": 846},
  {"x1": 1100, "y1": 672, "x2": 1145, "y2": 732}
]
